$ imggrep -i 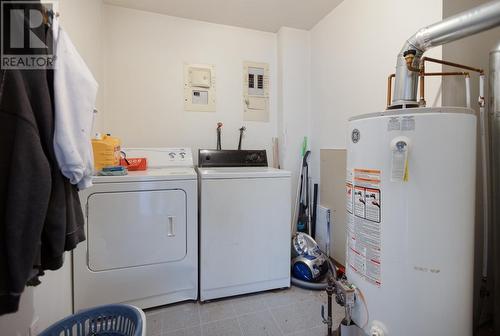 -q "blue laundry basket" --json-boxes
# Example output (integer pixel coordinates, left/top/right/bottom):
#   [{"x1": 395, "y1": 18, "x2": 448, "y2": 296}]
[{"x1": 39, "y1": 304, "x2": 146, "y2": 336}]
